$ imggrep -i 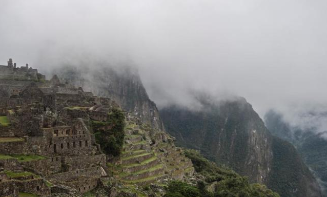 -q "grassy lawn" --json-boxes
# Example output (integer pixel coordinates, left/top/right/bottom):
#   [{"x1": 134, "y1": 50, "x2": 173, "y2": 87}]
[
  {"x1": 0, "y1": 154, "x2": 46, "y2": 162},
  {"x1": 19, "y1": 193, "x2": 39, "y2": 197},
  {"x1": 0, "y1": 154, "x2": 13, "y2": 159},
  {"x1": 0, "y1": 137, "x2": 24, "y2": 143},
  {"x1": 5, "y1": 170, "x2": 37, "y2": 179},
  {"x1": 0, "y1": 116, "x2": 10, "y2": 126},
  {"x1": 14, "y1": 154, "x2": 46, "y2": 162}
]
